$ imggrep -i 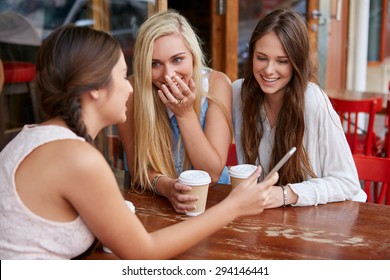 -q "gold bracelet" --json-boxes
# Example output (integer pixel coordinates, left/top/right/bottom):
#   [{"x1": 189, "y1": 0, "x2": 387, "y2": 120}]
[{"x1": 150, "y1": 174, "x2": 166, "y2": 196}]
